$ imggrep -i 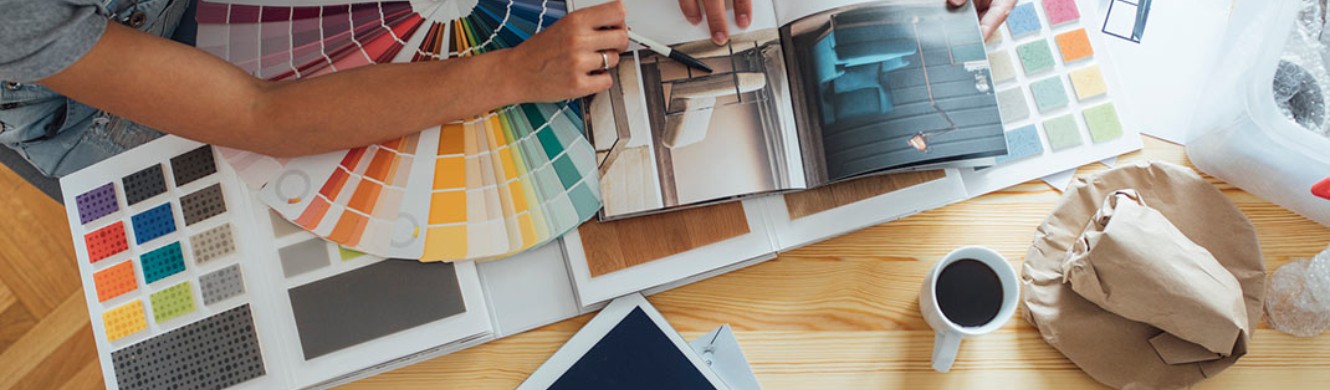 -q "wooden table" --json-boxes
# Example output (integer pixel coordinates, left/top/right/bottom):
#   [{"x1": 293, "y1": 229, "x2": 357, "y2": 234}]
[{"x1": 3, "y1": 137, "x2": 1329, "y2": 389}]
